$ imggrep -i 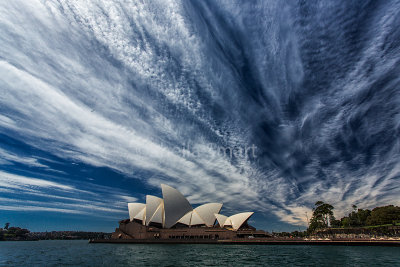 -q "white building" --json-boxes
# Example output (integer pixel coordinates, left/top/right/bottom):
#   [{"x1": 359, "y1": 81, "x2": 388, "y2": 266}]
[{"x1": 127, "y1": 184, "x2": 254, "y2": 231}]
